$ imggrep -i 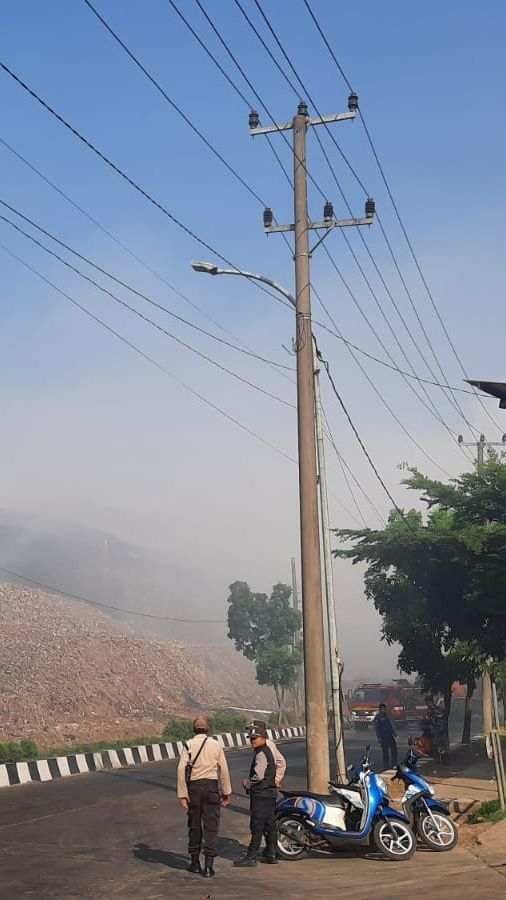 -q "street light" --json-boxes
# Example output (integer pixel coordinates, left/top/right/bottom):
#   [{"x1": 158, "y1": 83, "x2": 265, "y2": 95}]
[
  {"x1": 191, "y1": 261, "x2": 219, "y2": 275},
  {"x1": 191, "y1": 260, "x2": 347, "y2": 781}
]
